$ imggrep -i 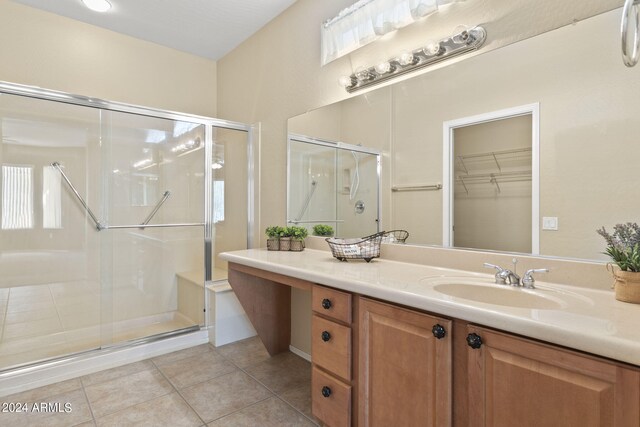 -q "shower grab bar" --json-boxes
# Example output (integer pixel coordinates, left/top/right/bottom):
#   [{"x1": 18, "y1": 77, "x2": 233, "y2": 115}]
[
  {"x1": 51, "y1": 162, "x2": 105, "y2": 231},
  {"x1": 287, "y1": 220, "x2": 345, "y2": 224},
  {"x1": 140, "y1": 190, "x2": 171, "y2": 228},
  {"x1": 294, "y1": 180, "x2": 318, "y2": 222},
  {"x1": 106, "y1": 222, "x2": 204, "y2": 230}
]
